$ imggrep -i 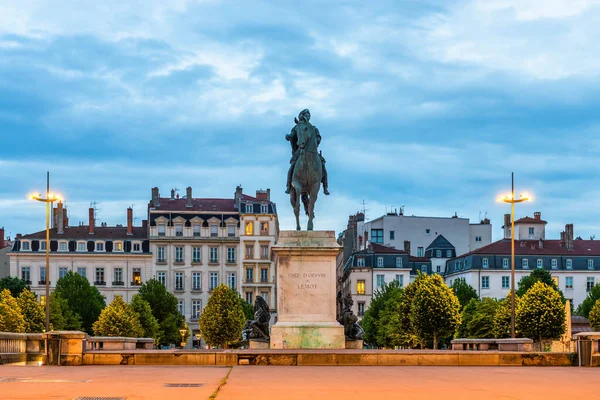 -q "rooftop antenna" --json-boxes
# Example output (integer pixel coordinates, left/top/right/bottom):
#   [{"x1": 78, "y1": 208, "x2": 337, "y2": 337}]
[
  {"x1": 90, "y1": 201, "x2": 100, "y2": 224},
  {"x1": 361, "y1": 199, "x2": 369, "y2": 220}
]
